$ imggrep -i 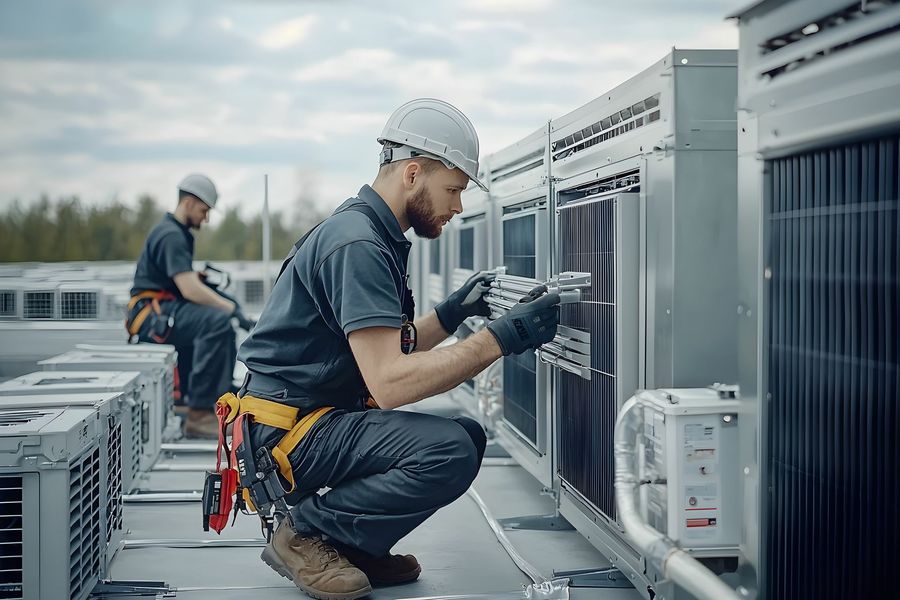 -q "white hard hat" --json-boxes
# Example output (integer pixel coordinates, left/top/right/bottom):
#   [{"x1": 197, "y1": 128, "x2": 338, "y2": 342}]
[
  {"x1": 178, "y1": 173, "x2": 218, "y2": 208},
  {"x1": 378, "y1": 98, "x2": 488, "y2": 192}
]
